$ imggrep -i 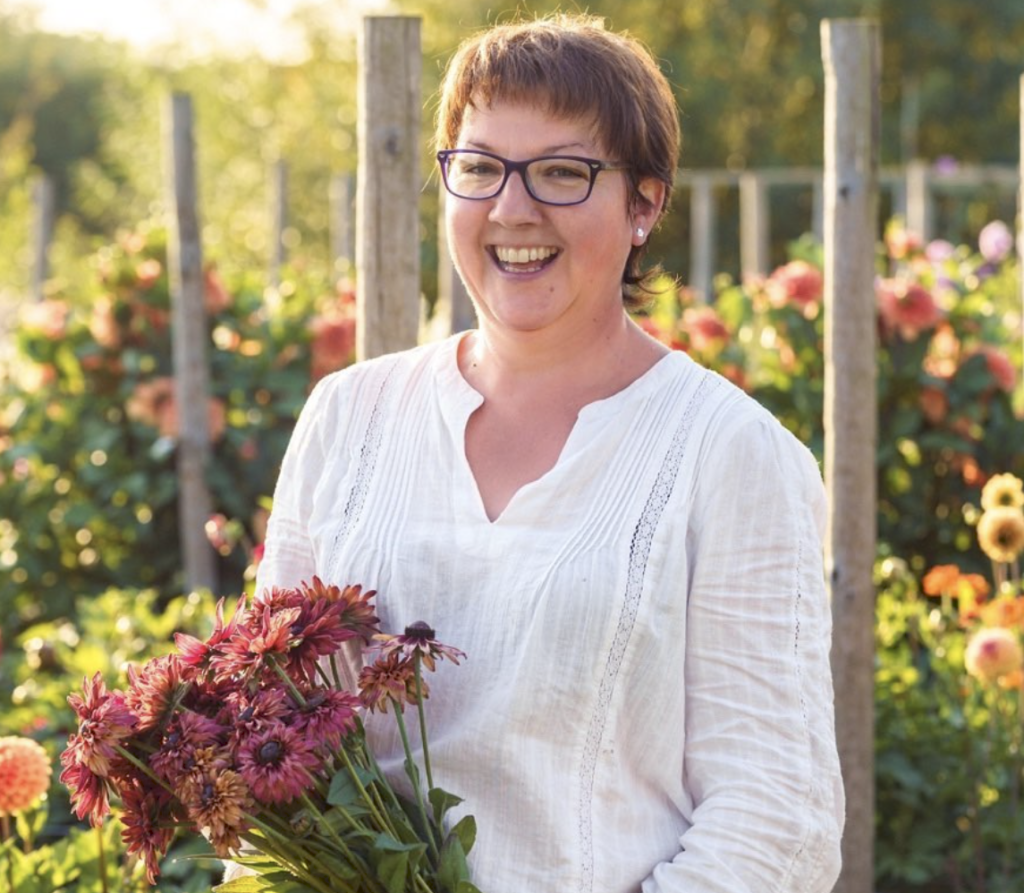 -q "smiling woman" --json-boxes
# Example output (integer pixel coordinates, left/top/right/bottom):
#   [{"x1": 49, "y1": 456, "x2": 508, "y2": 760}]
[{"x1": 250, "y1": 12, "x2": 845, "y2": 893}]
